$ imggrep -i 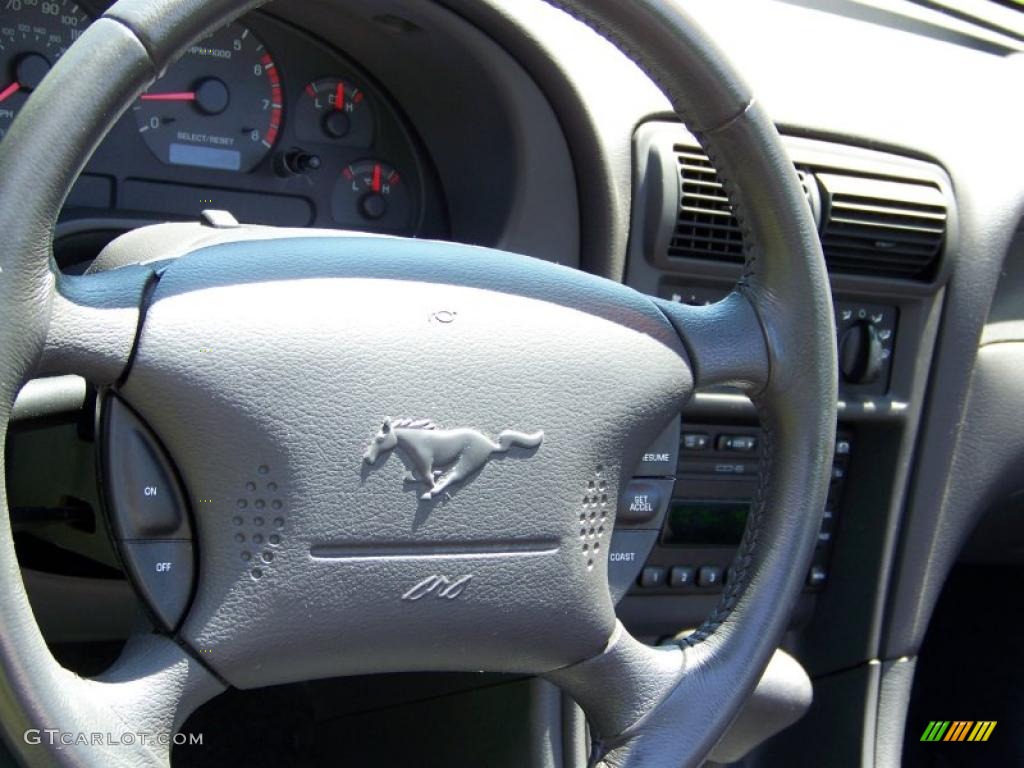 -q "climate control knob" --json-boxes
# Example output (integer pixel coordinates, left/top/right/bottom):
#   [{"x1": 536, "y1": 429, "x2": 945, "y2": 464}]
[{"x1": 839, "y1": 321, "x2": 884, "y2": 385}]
